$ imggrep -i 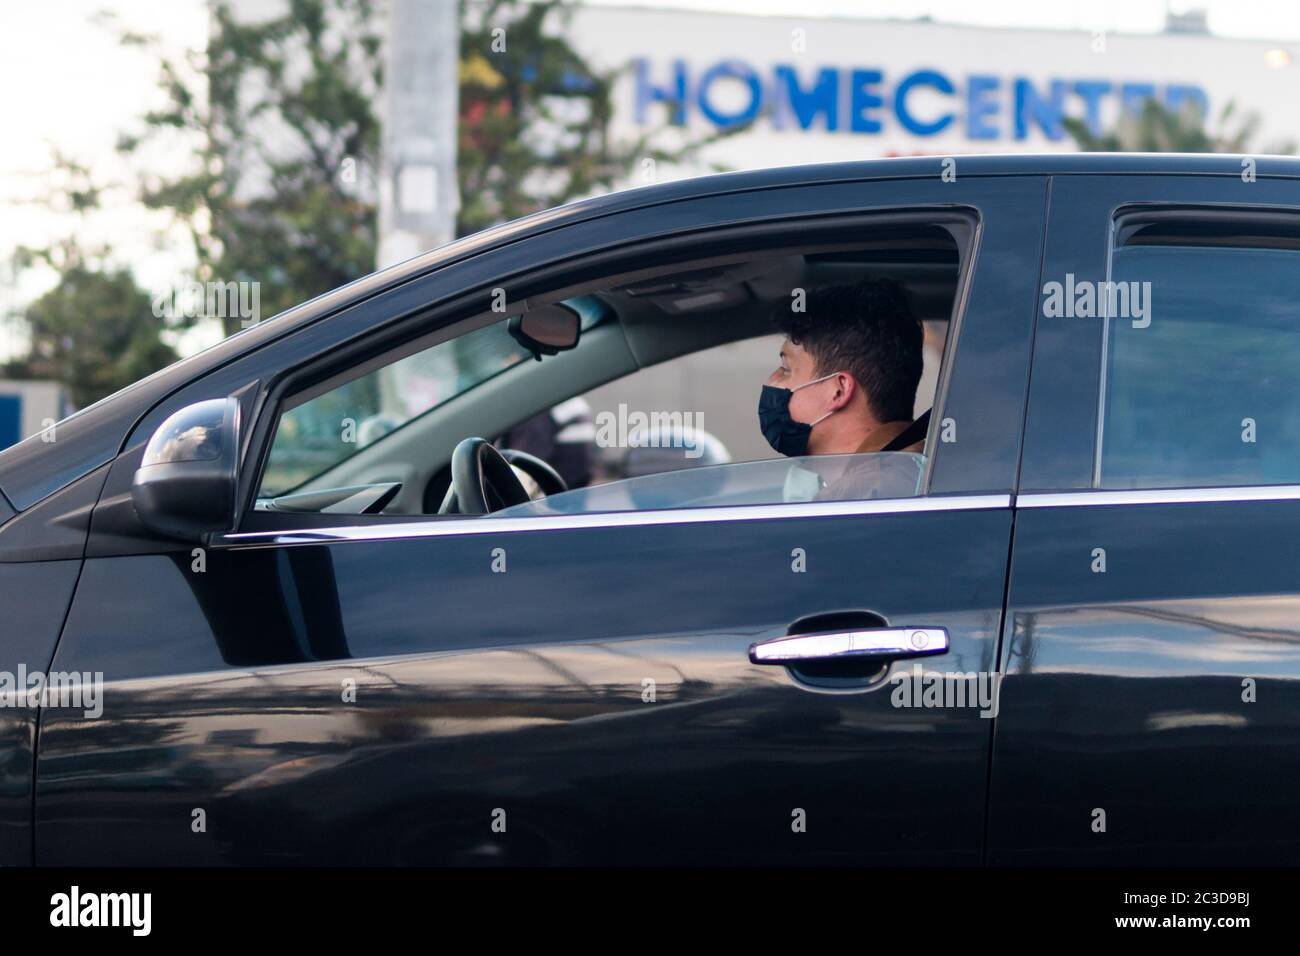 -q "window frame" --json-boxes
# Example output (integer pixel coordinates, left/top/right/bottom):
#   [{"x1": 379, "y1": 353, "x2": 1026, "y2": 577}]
[
  {"x1": 231, "y1": 207, "x2": 982, "y2": 537},
  {"x1": 1094, "y1": 204, "x2": 1300, "y2": 490}
]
